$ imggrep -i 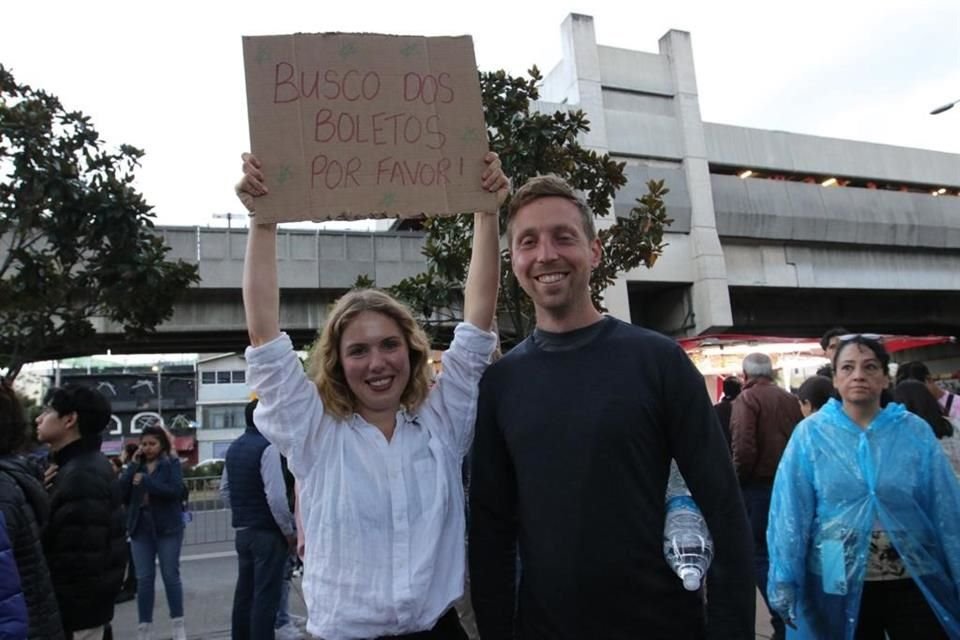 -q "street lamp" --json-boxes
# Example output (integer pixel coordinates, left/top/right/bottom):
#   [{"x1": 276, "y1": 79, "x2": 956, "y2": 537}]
[
  {"x1": 212, "y1": 212, "x2": 246, "y2": 229},
  {"x1": 930, "y1": 99, "x2": 959, "y2": 115},
  {"x1": 151, "y1": 364, "x2": 163, "y2": 426}
]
